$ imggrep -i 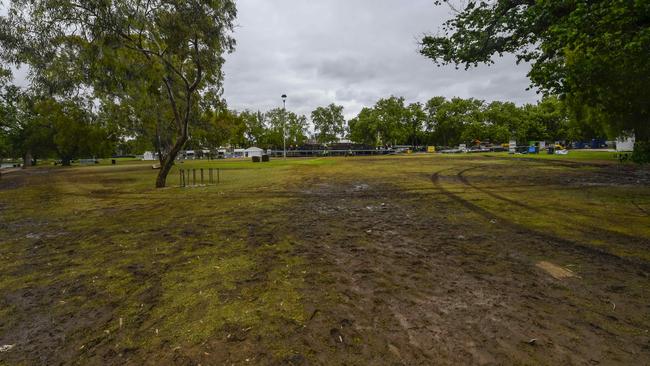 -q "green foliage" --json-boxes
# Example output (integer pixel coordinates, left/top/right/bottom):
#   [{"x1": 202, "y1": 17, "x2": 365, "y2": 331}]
[
  {"x1": 348, "y1": 107, "x2": 379, "y2": 146},
  {"x1": 0, "y1": 86, "x2": 54, "y2": 161},
  {"x1": 420, "y1": 0, "x2": 650, "y2": 143},
  {"x1": 265, "y1": 108, "x2": 308, "y2": 148},
  {"x1": 191, "y1": 108, "x2": 244, "y2": 150},
  {"x1": 431, "y1": 97, "x2": 483, "y2": 146},
  {"x1": 240, "y1": 110, "x2": 267, "y2": 147},
  {"x1": 349, "y1": 95, "x2": 593, "y2": 147},
  {"x1": 0, "y1": 85, "x2": 117, "y2": 162},
  {"x1": 33, "y1": 98, "x2": 116, "y2": 163},
  {"x1": 482, "y1": 101, "x2": 525, "y2": 143},
  {"x1": 0, "y1": 85, "x2": 18, "y2": 159},
  {"x1": 348, "y1": 96, "x2": 417, "y2": 146},
  {"x1": 311, "y1": 104, "x2": 346, "y2": 144},
  {"x1": 405, "y1": 102, "x2": 427, "y2": 147},
  {"x1": 1, "y1": 0, "x2": 237, "y2": 186},
  {"x1": 374, "y1": 97, "x2": 410, "y2": 145}
]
